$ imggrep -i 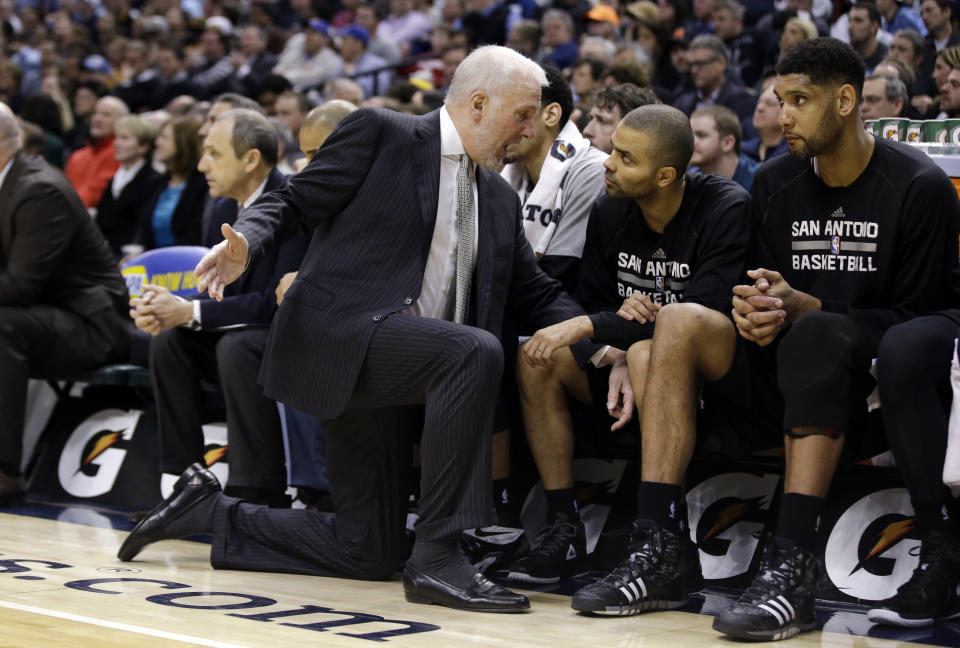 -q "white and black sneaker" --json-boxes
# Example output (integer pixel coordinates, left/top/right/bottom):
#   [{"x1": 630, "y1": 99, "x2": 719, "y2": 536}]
[
  {"x1": 571, "y1": 519, "x2": 703, "y2": 616},
  {"x1": 713, "y1": 536, "x2": 819, "y2": 641},
  {"x1": 867, "y1": 530, "x2": 960, "y2": 627},
  {"x1": 507, "y1": 513, "x2": 587, "y2": 584}
]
